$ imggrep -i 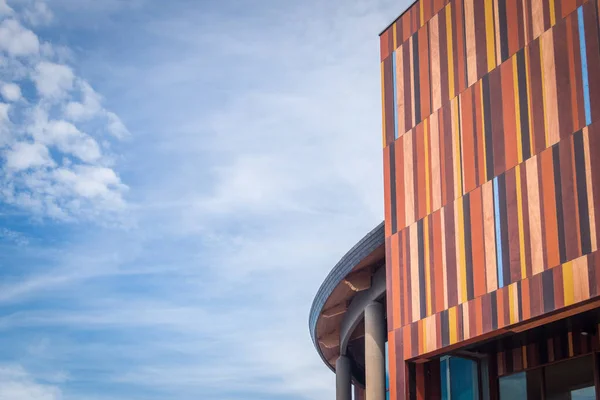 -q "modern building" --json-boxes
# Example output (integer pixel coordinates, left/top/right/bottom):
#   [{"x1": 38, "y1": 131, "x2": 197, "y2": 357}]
[{"x1": 309, "y1": 0, "x2": 600, "y2": 398}]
